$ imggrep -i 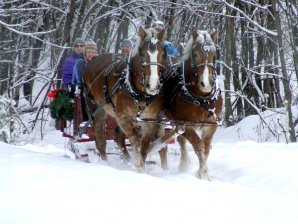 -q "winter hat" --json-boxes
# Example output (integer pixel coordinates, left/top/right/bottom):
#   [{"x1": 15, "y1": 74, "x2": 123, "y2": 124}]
[
  {"x1": 151, "y1": 20, "x2": 165, "y2": 30},
  {"x1": 84, "y1": 40, "x2": 97, "y2": 55},
  {"x1": 73, "y1": 38, "x2": 85, "y2": 47},
  {"x1": 120, "y1": 39, "x2": 132, "y2": 48}
]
